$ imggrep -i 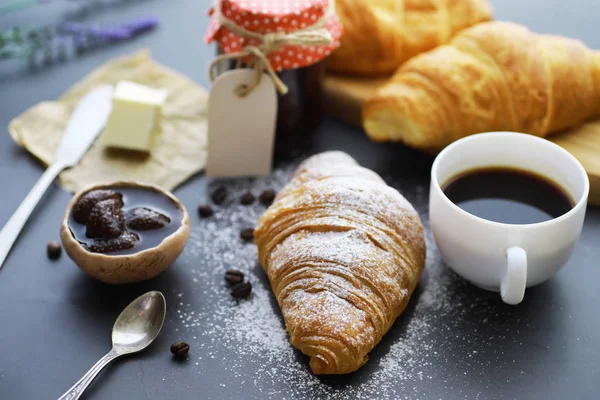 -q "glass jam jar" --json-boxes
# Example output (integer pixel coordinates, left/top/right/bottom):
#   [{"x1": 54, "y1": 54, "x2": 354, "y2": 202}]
[
  {"x1": 214, "y1": 48, "x2": 328, "y2": 157},
  {"x1": 205, "y1": 0, "x2": 342, "y2": 158}
]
